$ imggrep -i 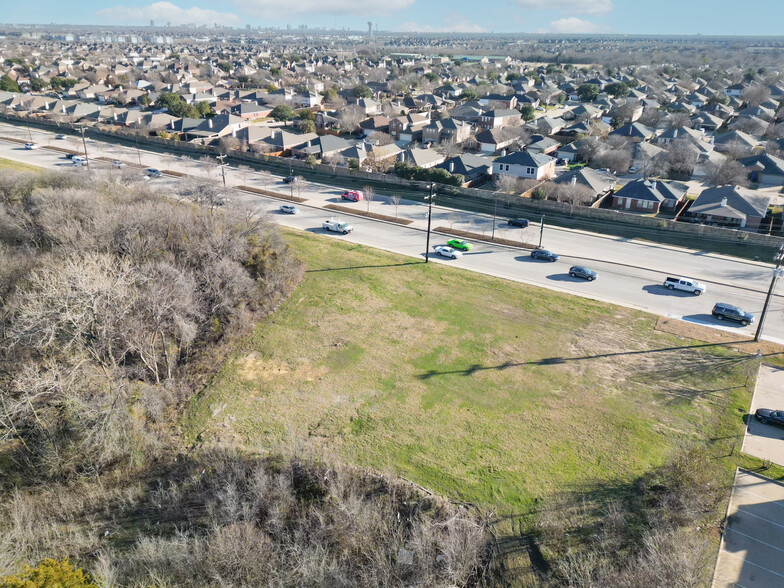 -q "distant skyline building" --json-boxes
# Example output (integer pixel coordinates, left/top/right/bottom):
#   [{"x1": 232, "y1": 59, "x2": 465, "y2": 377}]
[
  {"x1": 367, "y1": 21, "x2": 372, "y2": 36},
  {"x1": 149, "y1": 20, "x2": 154, "y2": 27}
]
